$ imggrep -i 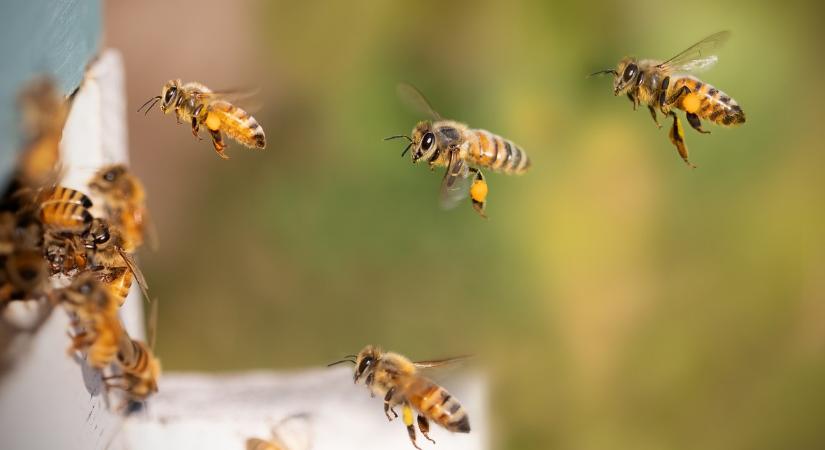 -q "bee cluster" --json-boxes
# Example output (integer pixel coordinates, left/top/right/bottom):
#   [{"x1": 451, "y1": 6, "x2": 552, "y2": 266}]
[{"x1": 0, "y1": 78, "x2": 159, "y2": 406}]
